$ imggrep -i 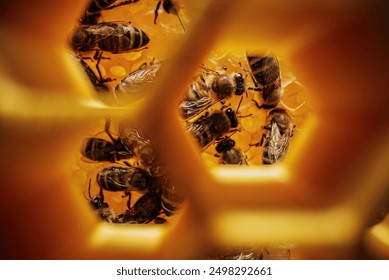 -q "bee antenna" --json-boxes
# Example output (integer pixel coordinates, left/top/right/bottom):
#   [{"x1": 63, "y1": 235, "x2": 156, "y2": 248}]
[
  {"x1": 236, "y1": 96, "x2": 243, "y2": 114},
  {"x1": 88, "y1": 179, "x2": 92, "y2": 200}
]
